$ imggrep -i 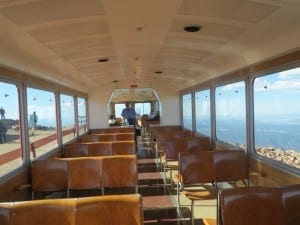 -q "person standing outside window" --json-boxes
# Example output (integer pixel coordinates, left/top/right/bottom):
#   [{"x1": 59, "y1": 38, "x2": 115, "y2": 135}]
[
  {"x1": 0, "y1": 121, "x2": 7, "y2": 143},
  {"x1": 0, "y1": 107, "x2": 5, "y2": 119},
  {"x1": 29, "y1": 111, "x2": 38, "y2": 136},
  {"x1": 121, "y1": 102, "x2": 136, "y2": 126}
]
